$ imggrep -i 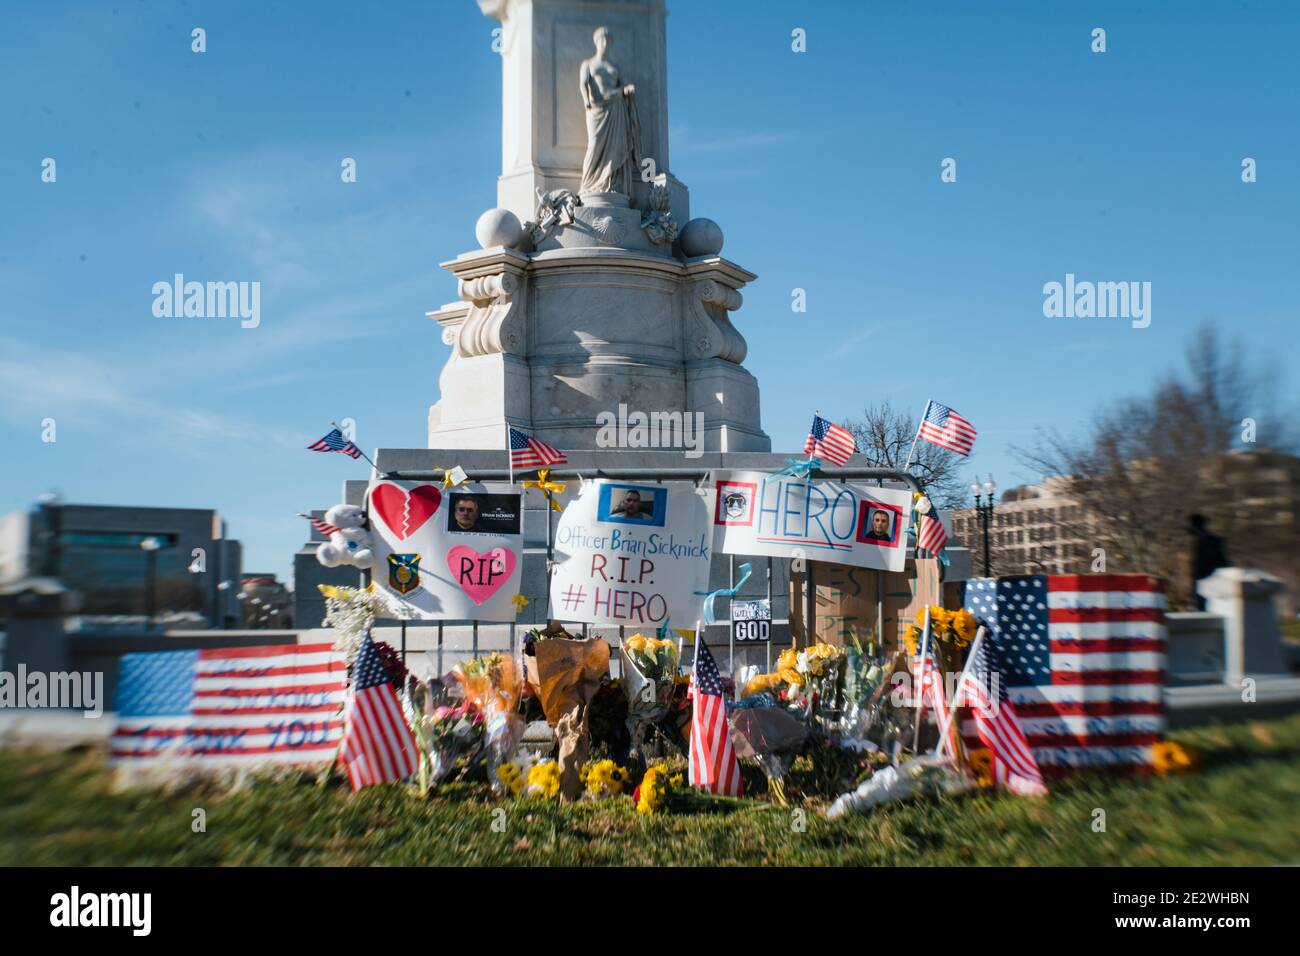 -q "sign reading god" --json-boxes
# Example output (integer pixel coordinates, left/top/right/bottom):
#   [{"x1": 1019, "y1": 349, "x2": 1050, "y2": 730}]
[
  {"x1": 367, "y1": 479, "x2": 523, "y2": 621},
  {"x1": 549, "y1": 480, "x2": 712, "y2": 626},
  {"x1": 713, "y1": 471, "x2": 914, "y2": 572}
]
